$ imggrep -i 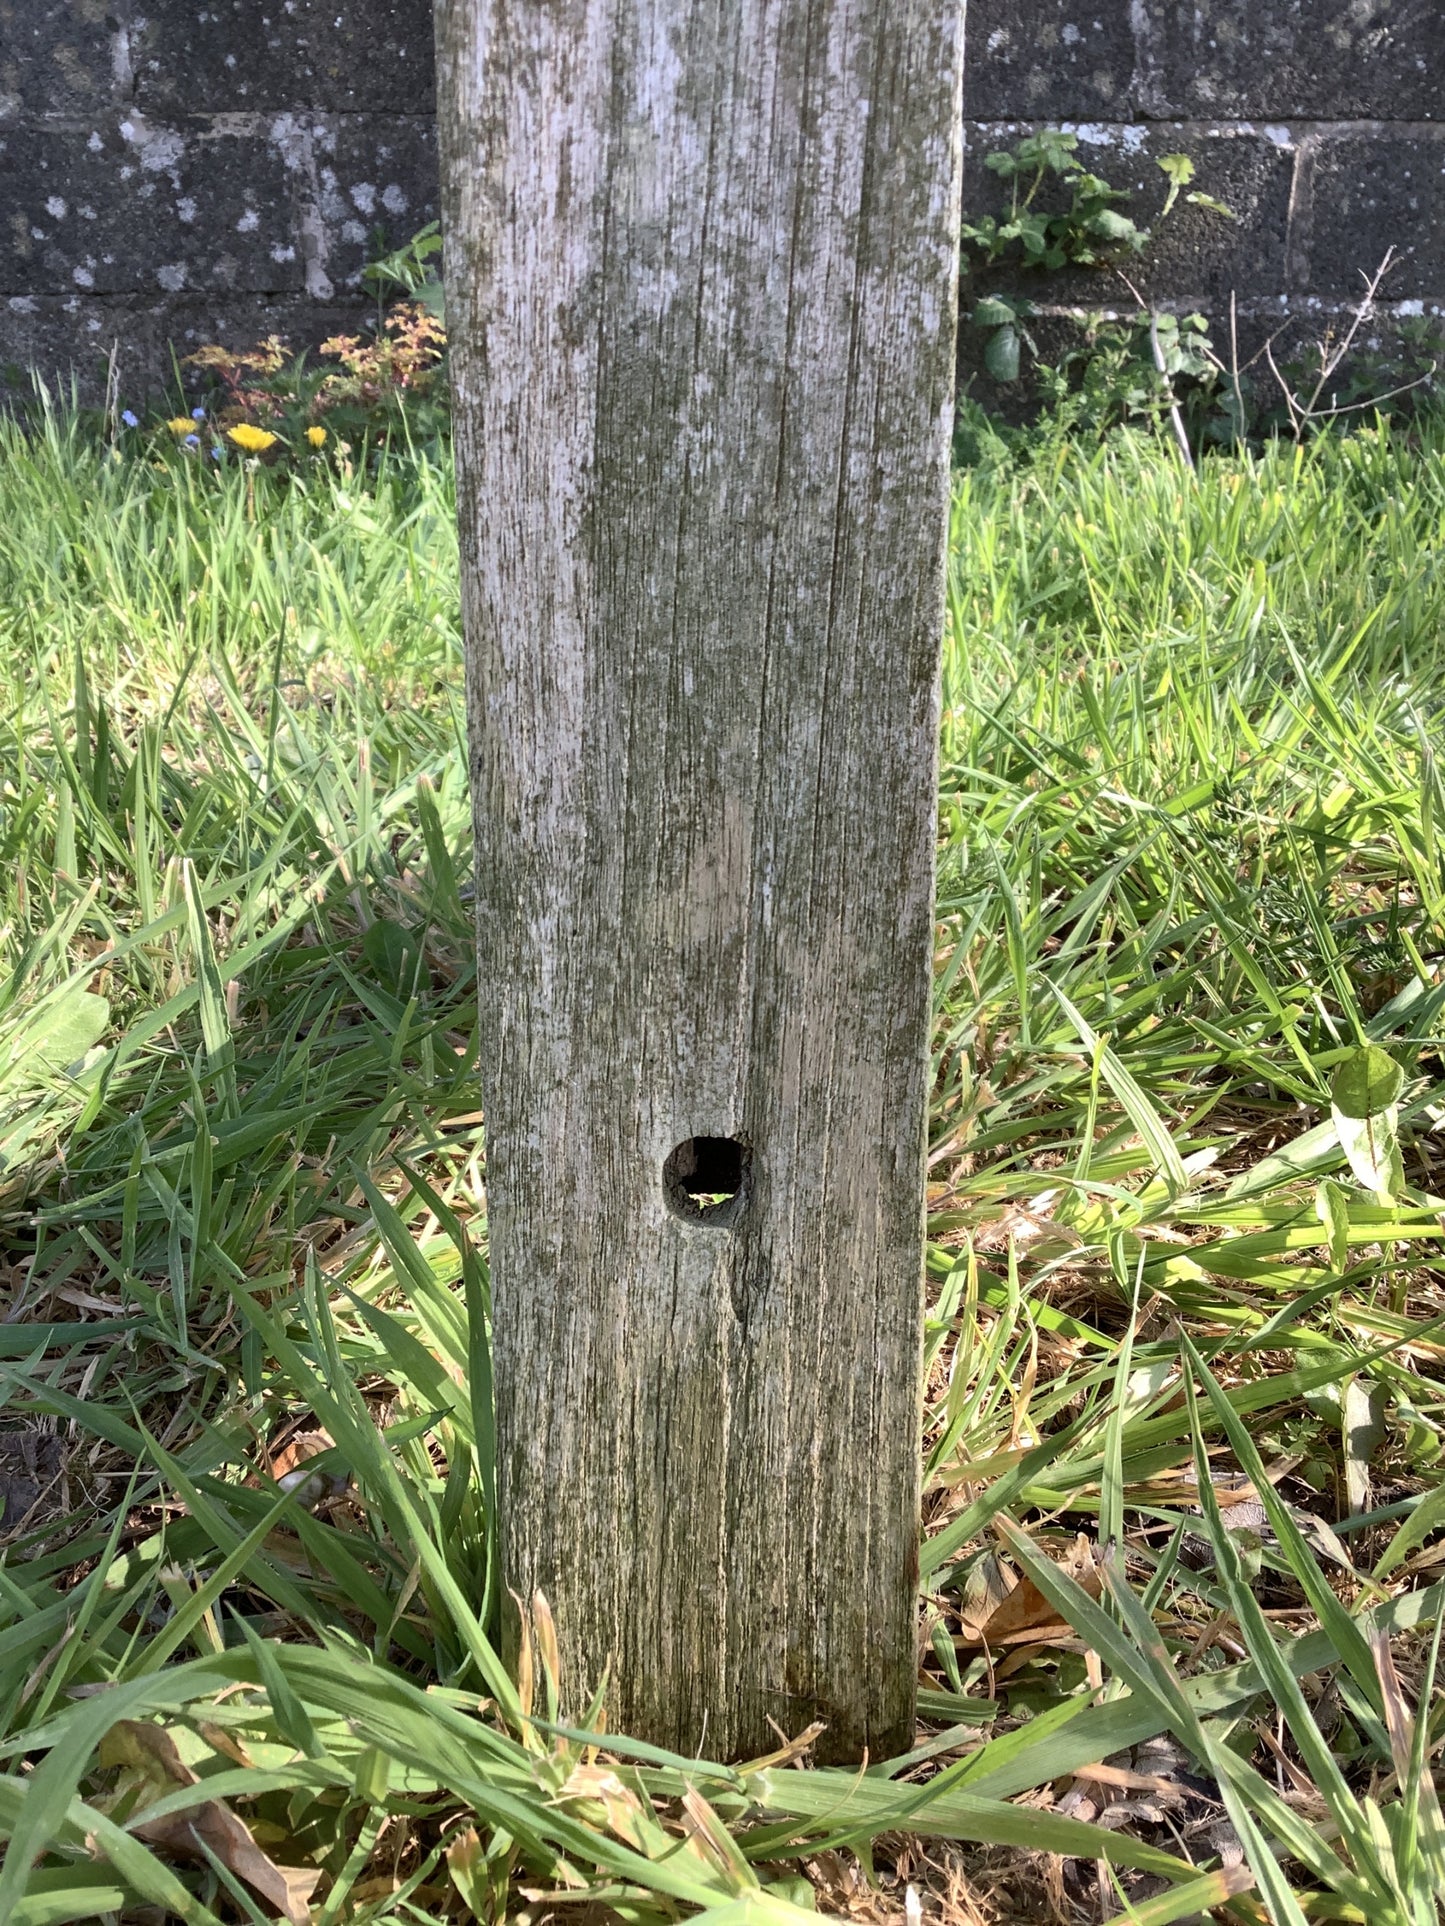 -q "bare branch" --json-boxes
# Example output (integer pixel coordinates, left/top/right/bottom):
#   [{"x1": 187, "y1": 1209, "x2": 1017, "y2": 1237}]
[
  {"x1": 1263, "y1": 336, "x2": 1305, "y2": 438},
  {"x1": 1115, "y1": 272, "x2": 1195, "y2": 473},
  {"x1": 1299, "y1": 248, "x2": 1400, "y2": 426},
  {"x1": 1294, "y1": 364, "x2": 1437, "y2": 423}
]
